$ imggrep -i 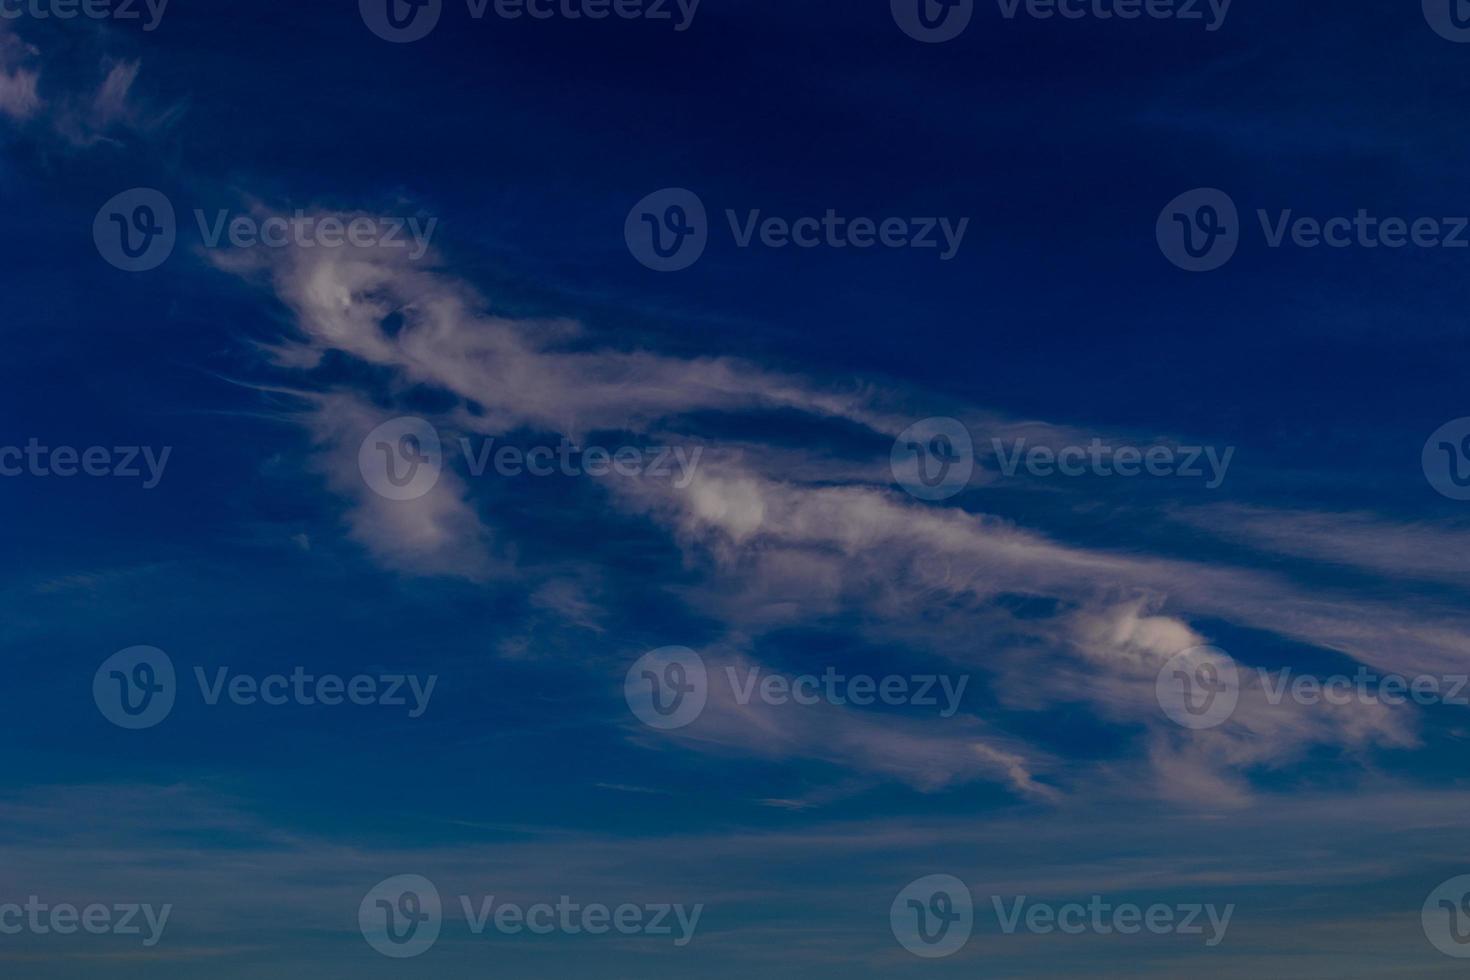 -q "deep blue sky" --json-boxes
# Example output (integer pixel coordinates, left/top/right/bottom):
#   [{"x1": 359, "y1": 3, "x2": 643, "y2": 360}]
[{"x1": 1, "y1": 1, "x2": 1469, "y2": 976}]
